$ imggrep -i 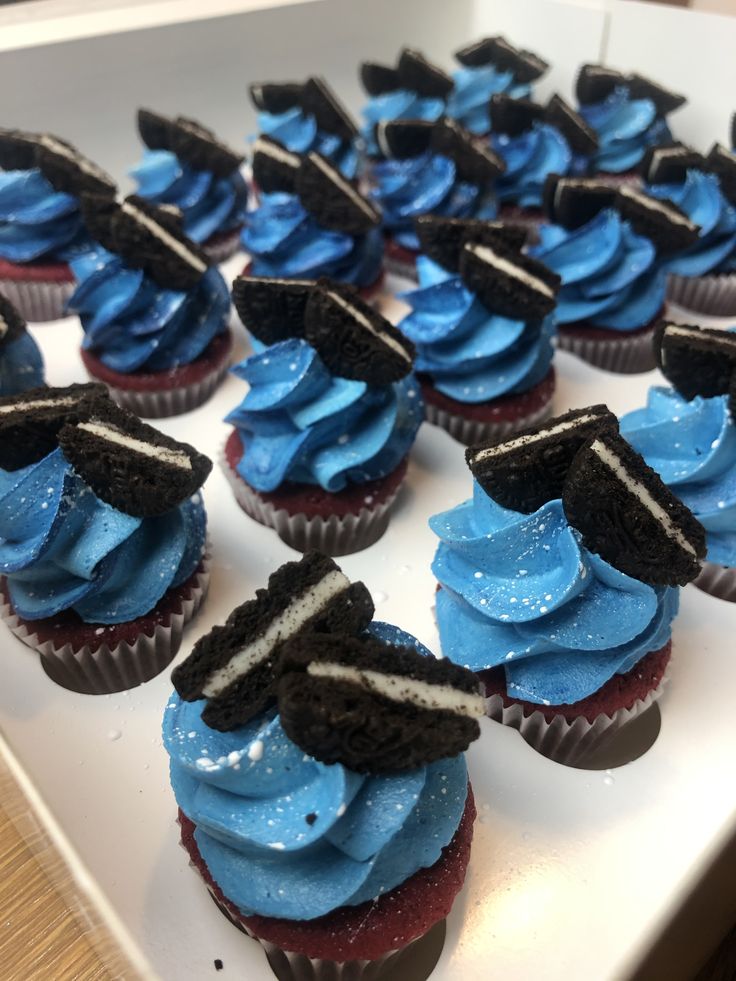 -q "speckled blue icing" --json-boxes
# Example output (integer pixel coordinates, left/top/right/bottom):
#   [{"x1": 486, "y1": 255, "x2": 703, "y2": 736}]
[
  {"x1": 361, "y1": 91, "x2": 446, "y2": 157},
  {"x1": 257, "y1": 108, "x2": 358, "y2": 179},
  {"x1": 578, "y1": 88, "x2": 672, "y2": 174},
  {"x1": 130, "y1": 150, "x2": 248, "y2": 245},
  {"x1": 0, "y1": 332, "x2": 44, "y2": 396},
  {"x1": 226, "y1": 337, "x2": 423, "y2": 492},
  {"x1": 621, "y1": 387, "x2": 736, "y2": 569},
  {"x1": 530, "y1": 209, "x2": 666, "y2": 330},
  {"x1": 68, "y1": 249, "x2": 230, "y2": 373},
  {"x1": 397, "y1": 256, "x2": 555, "y2": 403},
  {"x1": 0, "y1": 448, "x2": 206, "y2": 622},
  {"x1": 446, "y1": 66, "x2": 530, "y2": 135},
  {"x1": 241, "y1": 192, "x2": 384, "y2": 287},
  {"x1": 491, "y1": 124, "x2": 577, "y2": 208},
  {"x1": 0, "y1": 169, "x2": 89, "y2": 263},
  {"x1": 372, "y1": 153, "x2": 497, "y2": 250},
  {"x1": 431, "y1": 481, "x2": 679, "y2": 705},
  {"x1": 163, "y1": 621, "x2": 469, "y2": 921},
  {"x1": 644, "y1": 170, "x2": 736, "y2": 277}
]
